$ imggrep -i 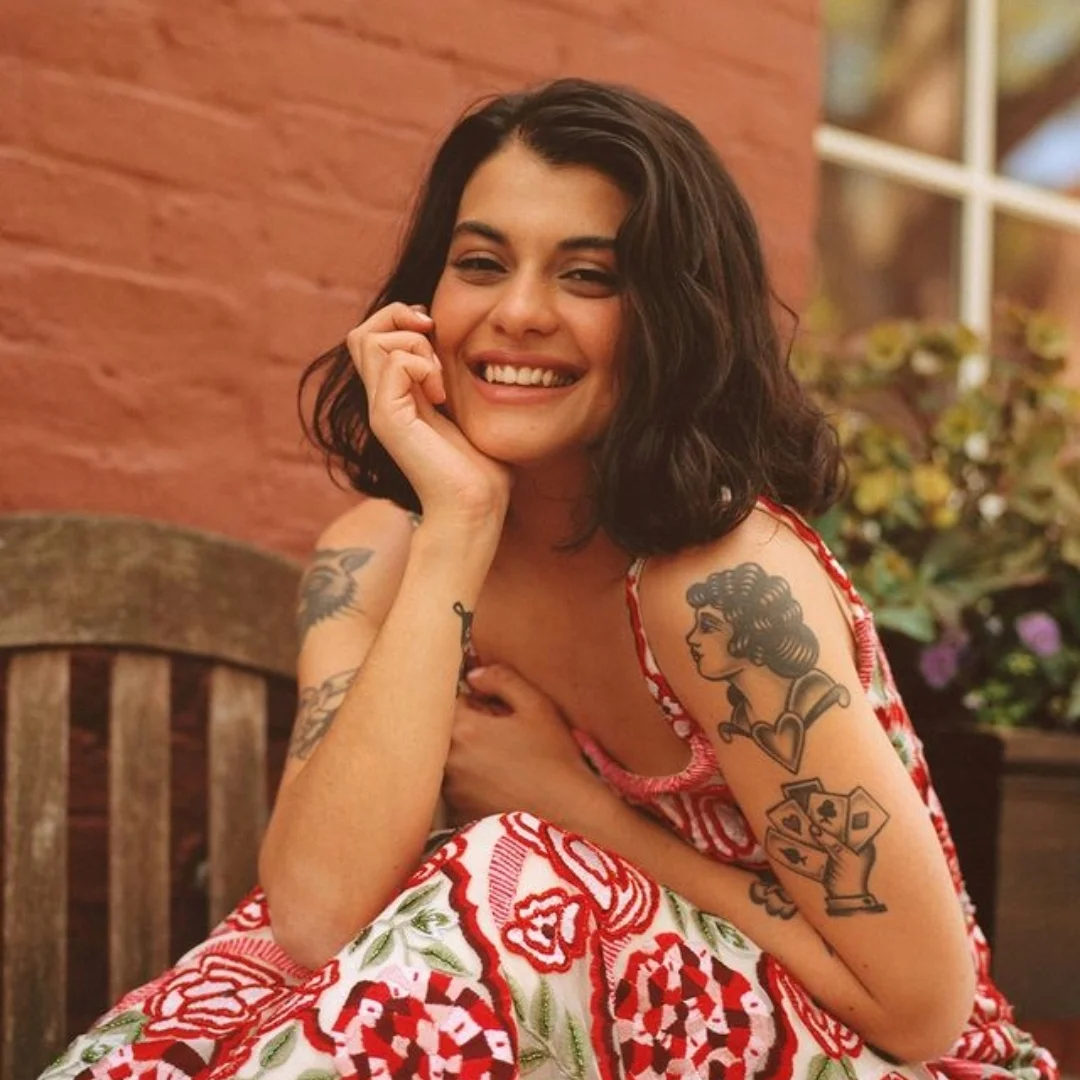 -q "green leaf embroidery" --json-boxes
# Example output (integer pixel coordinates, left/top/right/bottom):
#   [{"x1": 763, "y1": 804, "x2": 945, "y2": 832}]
[
  {"x1": 806, "y1": 1053, "x2": 857, "y2": 1080},
  {"x1": 259, "y1": 1024, "x2": 298, "y2": 1070},
  {"x1": 419, "y1": 943, "x2": 467, "y2": 975},
  {"x1": 530, "y1": 979, "x2": 555, "y2": 1041},
  {"x1": 361, "y1": 928, "x2": 395, "y2": 968},
  {"x1": 348, "y1": 925, "x2": 373, "y2": 954},
  {"x1": 395, "y1": 882, "x2": 442, "y2": 915},
  {"x1": 519, "y1": 1046, "x2": 551, "y2": 1074},
  {"x1": 93, "y1": 1011, "x2": 147, "y2": 1038},
  {"x1": 715, "y1": 917, "x2": 751, "y2": 951},
  {"x1": 410, "y1": 909, "x2": 453, "y2": 936},
  {"x1": 507, "y1": 976, "x2": 529, "y2": 1023},
  {"x1": 664, "y1": 887, "x2": 688, "y2": 935},
  {"x1": 295, "y1": 1071, "x2": 340, "y2": 1080},
  {"x1": 566, "y1": 1014, "x2": 588, "y2": 1080},
  {"x1": 695, "y1": 909, "x2": 720, "y2": 951}
]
